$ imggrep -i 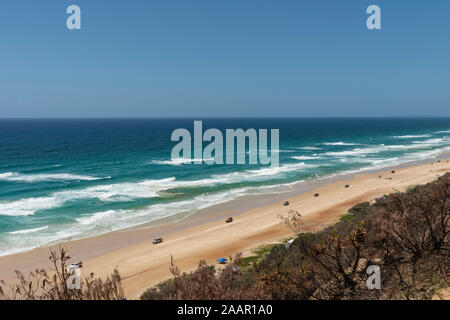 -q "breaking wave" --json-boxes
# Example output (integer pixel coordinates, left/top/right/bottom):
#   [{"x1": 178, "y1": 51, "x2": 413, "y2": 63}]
[{"x1": 0, "y1": 172, "x2": 107, "y2": 183}]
